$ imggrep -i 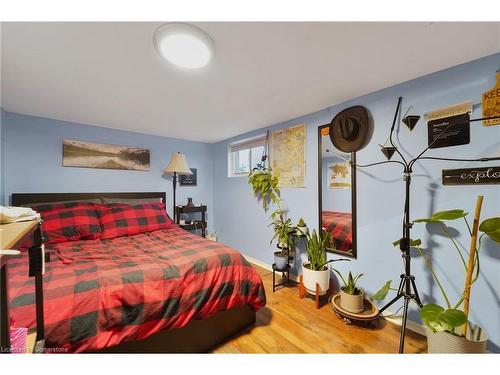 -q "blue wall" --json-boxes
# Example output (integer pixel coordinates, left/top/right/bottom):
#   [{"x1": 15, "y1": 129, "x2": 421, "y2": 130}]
[
  {"x1": 212, "y1": 54, "x2": 500, "y2": 351},
  {"x1": 1, "y1": 112, "x2": 215, "y2": 230}
]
